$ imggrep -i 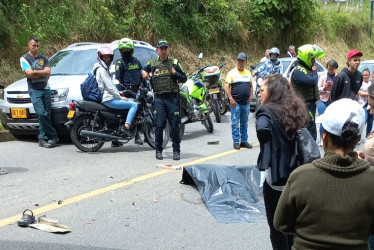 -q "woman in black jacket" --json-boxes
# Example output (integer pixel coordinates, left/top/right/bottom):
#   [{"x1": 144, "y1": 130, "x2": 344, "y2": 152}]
[{"x1": 256, "y1": 74, "x2": 309, "y2": 250}]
